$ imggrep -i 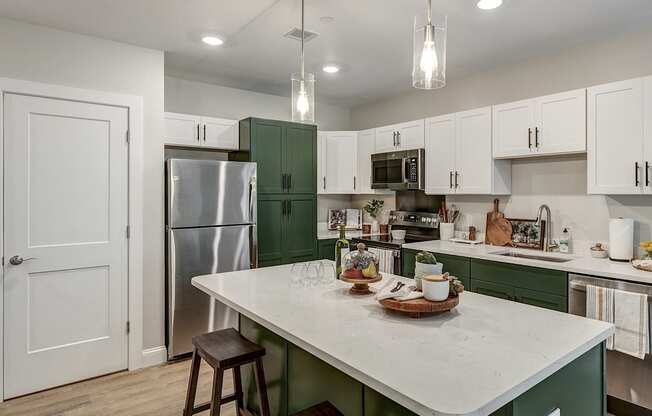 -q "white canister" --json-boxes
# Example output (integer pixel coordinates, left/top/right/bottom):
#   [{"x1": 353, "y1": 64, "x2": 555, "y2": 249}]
[
  {"x1": 422, "y1": 274, "x2": 450, "y2": 302},
  {"x1": 414, "y1": 262, "x2": 443, "y2": 290},
  {"x1": 609, "y1": 218, "x2": 634, "y2": 261},
  {"x1": 440, "y1": 223, "x2": 455, "y2": 241}
]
